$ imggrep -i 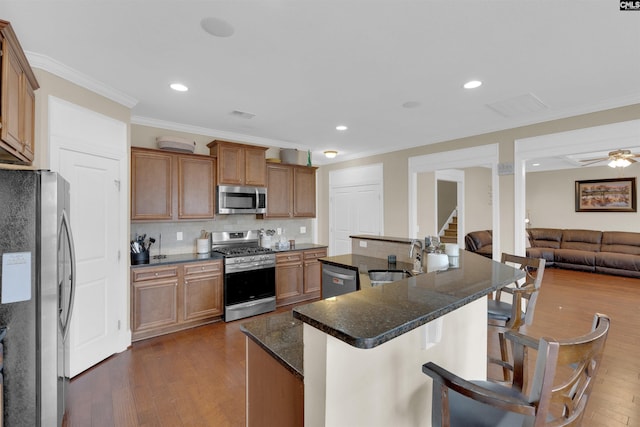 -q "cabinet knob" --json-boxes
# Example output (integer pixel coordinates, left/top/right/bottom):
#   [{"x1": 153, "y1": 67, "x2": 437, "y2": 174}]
[{"x1": 154, "y1": 272, "x2": 159, "y2": 276}]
